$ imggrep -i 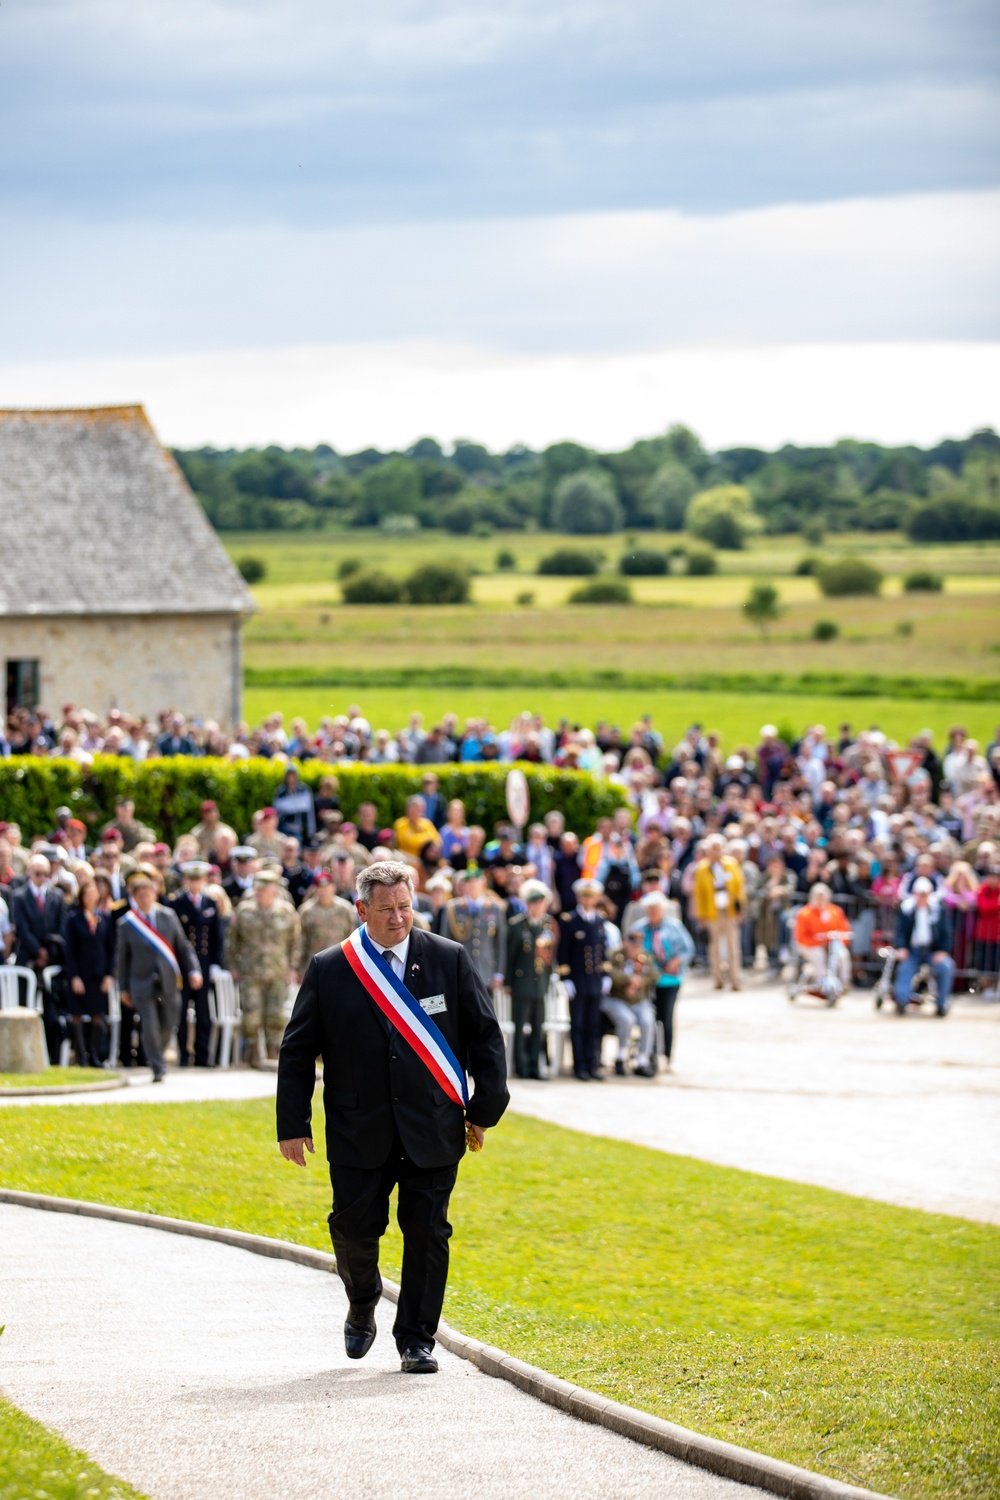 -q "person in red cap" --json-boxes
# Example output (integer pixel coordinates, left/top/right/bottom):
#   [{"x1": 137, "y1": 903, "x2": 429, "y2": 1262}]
[
  {"x1": 247, "y1": 807, "x2": 284, "y2": 862},
  {"x1": 297, "y1": 869, "x2": 359, "y2": 970},
  {"x1": 188, "y1": 799, "x2": 237, "y2": 860}
]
